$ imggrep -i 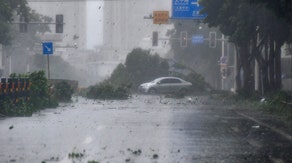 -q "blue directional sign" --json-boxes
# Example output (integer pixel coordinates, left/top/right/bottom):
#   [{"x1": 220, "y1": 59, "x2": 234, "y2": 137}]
[
  {"x1": 42, "y1": 42, "x2": 53, "y2": 55},
  {"x1": 172, "y1": 0, "x2": 207, "y2": 19},
  {"x1": 192, "y1": 35, "x2": 204, "y2": 44}
]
